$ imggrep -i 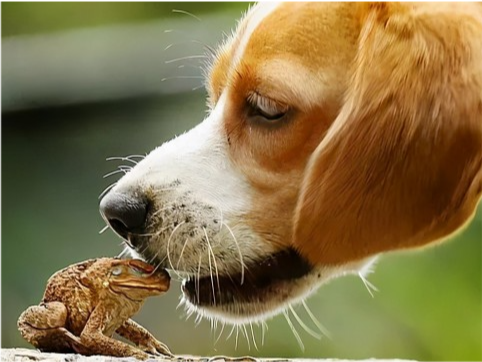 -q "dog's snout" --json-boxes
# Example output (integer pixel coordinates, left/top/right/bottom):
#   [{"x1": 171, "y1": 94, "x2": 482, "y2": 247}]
[{"x1": 100, "y1": 193, "x2": 148, "y2": 239}]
